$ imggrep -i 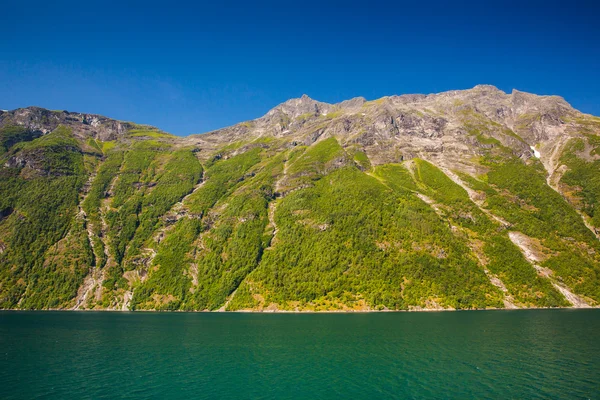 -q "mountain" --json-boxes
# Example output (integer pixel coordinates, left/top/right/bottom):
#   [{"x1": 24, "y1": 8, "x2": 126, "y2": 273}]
[{"x1": 1, "y1": 85, "x2": 599, "y2": 311}]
